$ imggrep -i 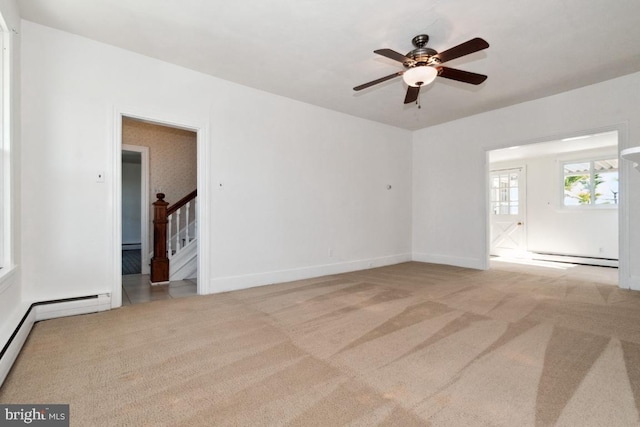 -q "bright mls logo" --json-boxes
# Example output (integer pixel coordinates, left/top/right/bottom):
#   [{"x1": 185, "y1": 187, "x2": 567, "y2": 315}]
[{"x1": 1, "y1": 405, "x2": 69, "y2": 426}]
